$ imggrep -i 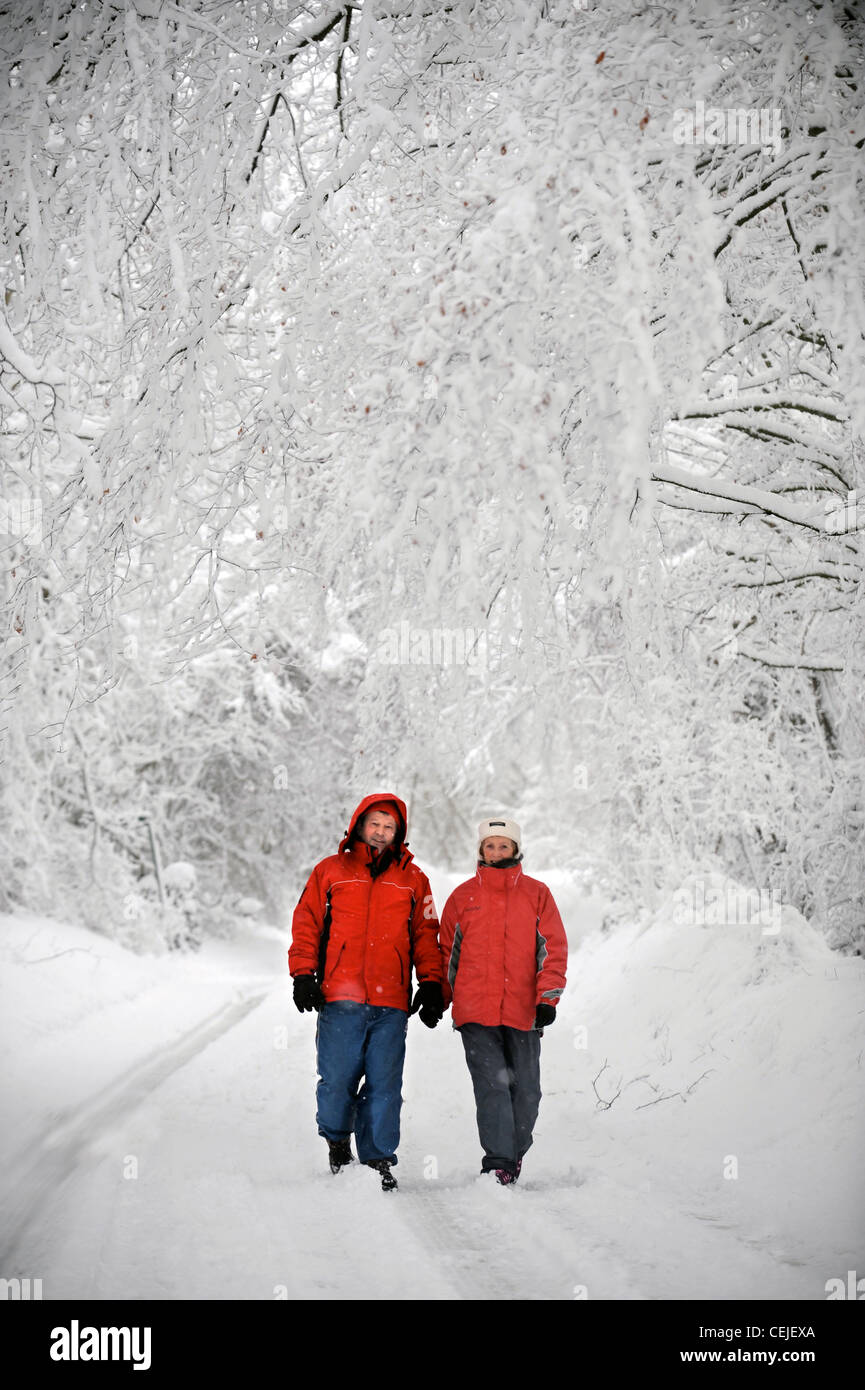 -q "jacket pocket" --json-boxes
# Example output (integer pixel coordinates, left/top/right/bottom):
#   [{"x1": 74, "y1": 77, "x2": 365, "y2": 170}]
[{"x1": 324, "y1": 940, "x2": 346, "y2": 982}]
